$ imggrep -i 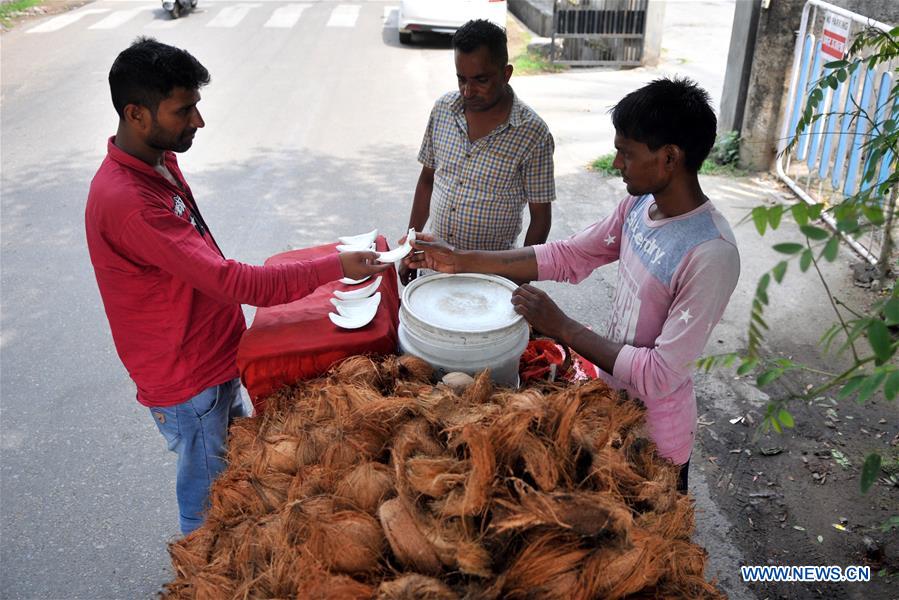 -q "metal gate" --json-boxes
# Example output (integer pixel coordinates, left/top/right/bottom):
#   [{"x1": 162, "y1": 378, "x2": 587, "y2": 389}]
[
  {"x1": 550, "y1": 0, "x2": 648, "y2": 66},
  {"x1": 776, "y1": 0, "x2": 896, "y2": 265}
]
